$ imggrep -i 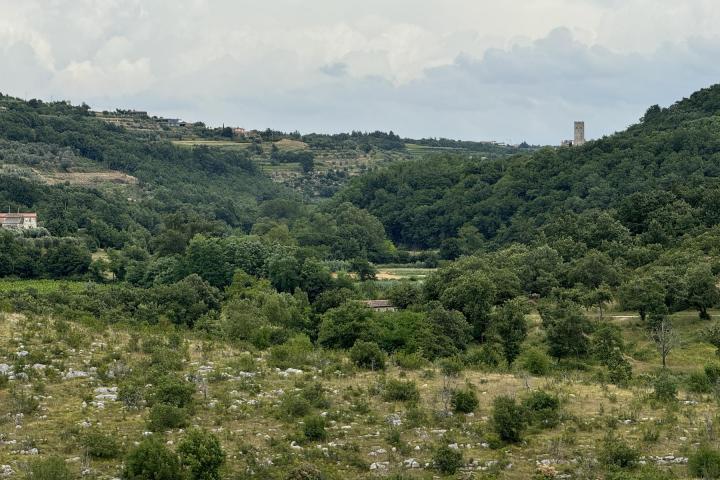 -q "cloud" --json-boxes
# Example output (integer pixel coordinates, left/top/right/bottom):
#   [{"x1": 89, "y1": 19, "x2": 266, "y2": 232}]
[{"x1": 1, "y1": 0, "x2": 720, "y2": 143}]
